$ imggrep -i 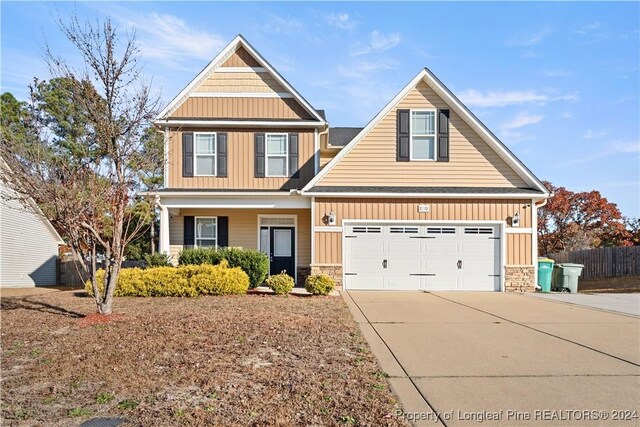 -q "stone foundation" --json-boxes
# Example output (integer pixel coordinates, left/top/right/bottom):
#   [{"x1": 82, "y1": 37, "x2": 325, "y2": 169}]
[
  {"x1": 310, "y1": 264, "x2": 343, "y2": 290},
  {"x1": 296, "y1": 266, "x2": 311, "y2": 287},
  {"x1": 504, "y1": 265, "x2": 536, "y2": 292}
]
